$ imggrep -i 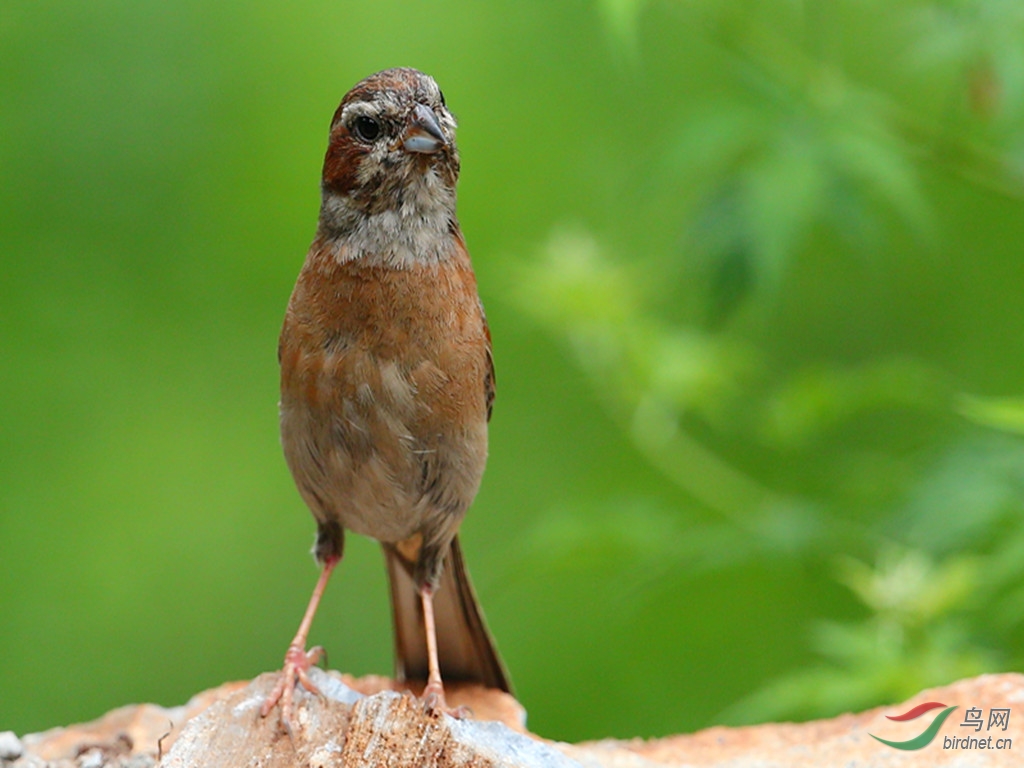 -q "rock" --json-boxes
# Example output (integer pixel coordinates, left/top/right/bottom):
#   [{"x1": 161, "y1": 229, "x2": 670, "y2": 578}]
[
  {"x1": 10, "y1": 672, "x2": 1024, "y2": 767},
  {"x1": 0, "y1": 731, "x2": 24, "y2": 761},
  {"x1": 162, "y1": 669, "x2": 568, "y2": 768},
  {"x1": 12, "y1": 682, "x2": 245, "y2": 768},
  {"x1": 562, "y1": 673, "x2": 1024, "y2": 767}
]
